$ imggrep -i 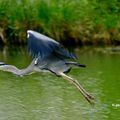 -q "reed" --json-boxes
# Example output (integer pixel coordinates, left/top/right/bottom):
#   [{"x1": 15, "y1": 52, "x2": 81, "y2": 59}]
[{"x1": 0, "y1": 0, "x2": 120, "y2": 45}]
